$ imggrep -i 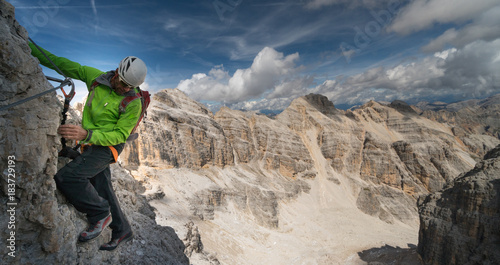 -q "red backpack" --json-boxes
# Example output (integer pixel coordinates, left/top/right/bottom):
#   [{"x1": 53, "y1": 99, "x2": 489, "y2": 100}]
[
  {"x1": 120, "y1": 88, "x2": 150, "y2": 142},
  {"x1": 90, "y1": 81, "x2": 150, "y2": 142}
]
